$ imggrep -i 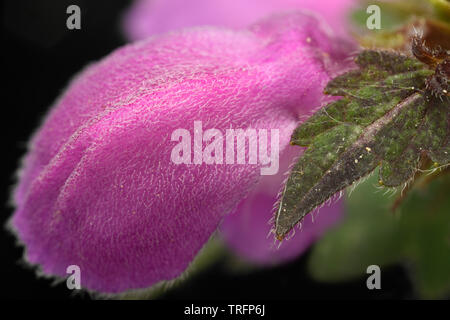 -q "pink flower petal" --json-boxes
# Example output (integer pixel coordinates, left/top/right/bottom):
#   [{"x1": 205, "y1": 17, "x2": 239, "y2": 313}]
[
  {"x1": 122, "y1": 0, "x2": 356, "y2": 268},
  {"x1": 123, "y1": 0, "x2": 357, "y2": 42},
  {"x1": 12, "y1": 13, "x2": 349, "y2": 293}
]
